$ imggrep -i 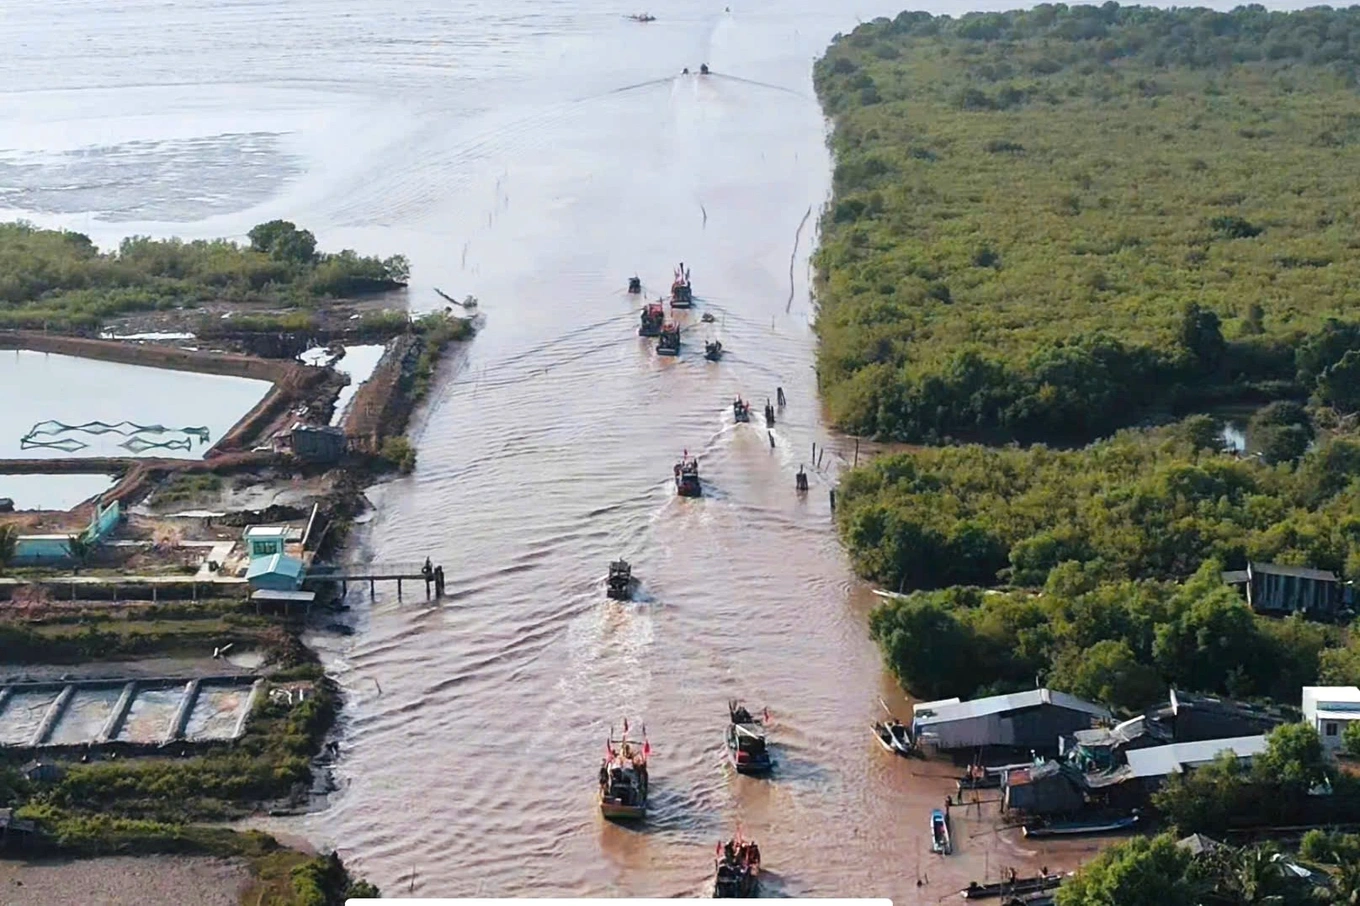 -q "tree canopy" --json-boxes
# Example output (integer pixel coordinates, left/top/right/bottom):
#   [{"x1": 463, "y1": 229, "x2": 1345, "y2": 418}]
[
  {"x1": 814, "y1": 4, "x2": 1360, "y2": 444},
  {"x1": 0, "y1": 220, "x2": 409, "y2": 331}
]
